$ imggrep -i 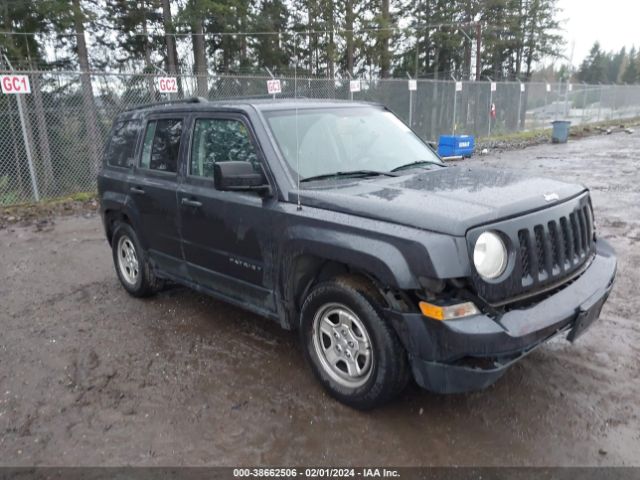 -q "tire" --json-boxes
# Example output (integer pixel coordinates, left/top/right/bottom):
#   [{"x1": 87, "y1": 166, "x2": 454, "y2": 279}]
[
  {"x1": 300, "y1": 276, "x2": 409, "y2": 410},
  {"x1": 111, "y1": 222, "x2": 162, "y2": 298}
]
